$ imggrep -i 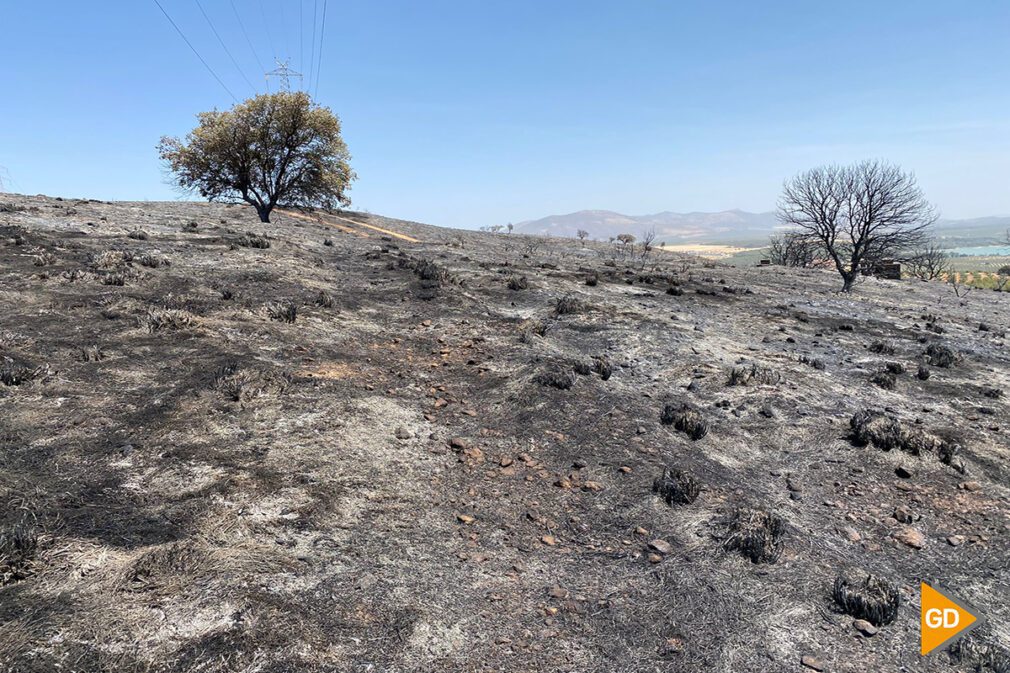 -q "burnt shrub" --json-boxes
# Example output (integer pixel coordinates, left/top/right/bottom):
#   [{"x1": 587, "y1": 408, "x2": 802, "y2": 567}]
[
  {"x1": 314, "y1": 290, "x2": 335, "y2": 308},
  {"x1": 554, "y1": 293, "x2": 585, "y2": 316},
  {"x1": 884, "y1": 361, "x2": 906, "y2": 375},
  {"x1": 832, "y1": 572, "x2": 900, "y2": 626},
  {"x1": 127, "y1": 230, "x2": 149, "y2": 240},
  {"x1": 592, "y1": 355, "x2": 613, "y2": 381},
  {"x1": 0, "y1": 518, "x2": 38, "y2": 585},
  {"x1": 585, "y1": 272, "x2": 599, "y2": 287},
  {"x1": 507, "y1": 275, "x2": 528, "y2": 291},
  {"x1": 518, "y1": 318, "x2": 549, "y2": 343},
  {"x1": 982, "y1": 386, "x2": 1004, "y2": 400},
  {"x1": 33, "y1": 250, "x2": 56, "y2": 267},
  {"x1": 799, "y1": 355, "x2": 826, "y2": 370},
  {"x1": 534, "y1": 364, "x2": 576, "y2": 390},
  {"x1": 727, "y1": 363, "x2": 781, "y2": 386},
  {"x1": 91, "y1": 249, "x2": 133, "y2": 269},
  {"x1": 143, "y1": 309, "x2": 195, "y2": 333},
  {"x1": 869, "y1": 370, "x2": 897, "y2": 390},
  {"x1": 233, "y1": 233, "x2": 271, "y2": 249},
  {"x1": 666, "y1": 286, "x2": 685, "y2": 296},
  {"x1": 849, "y1": 410, "x2": 942, "y2": 455},
  {"x1": 137, "y1": 254, "x2": 169, "y2": 269},
  {"x1": 267, "y1": 302, "x2": 298, "y2": 323},
  {"x1": 79, "y1": 345, "x2": 105, "y2": 362},
  {"x1": 924, "y1": 344, "x2": 959, "y2": 368},
  {"x1": 101, "y1": 271, "x2": 128, "y2": 286},
  {"x1": 0, "y1": 363, "x2": 46, "y2": 387},
  {"x1": 572, "y1": 360, "x2": 593, "y2": 376},
  {"x1": 868, "y1": 341, "x2": 896, "y2": 355},
  {"x1": 722, "y1": 507, "x2": 784, "y2": 564},
  {"x1": 214, "y1": 364, "x2": 291, "y2": 402},
  {"x1": 660, "y1": 402, "x2": 708, "y2": 440},
  {"x1": 652, "y1": 468, "x2": 701, "y2": 505},
  {"x1": 916, "y1": 364, "x2": 931, "y2": 381},
  {"x1": 950, "y1": 625, "x2": 1010, "y2": 673}
]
